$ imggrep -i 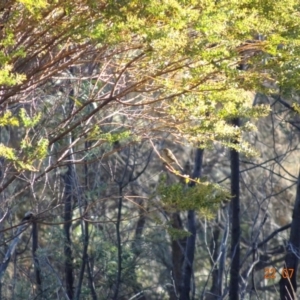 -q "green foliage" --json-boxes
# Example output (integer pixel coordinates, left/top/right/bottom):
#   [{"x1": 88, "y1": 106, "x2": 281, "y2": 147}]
[
  {"x1": 166, "y1": 91, "x2": 270, "y2": 156},
  {"x1": 0, "y1": 109, "x2": 48, "y2": 171},
  {"x1": 0, "y1": 111, "x2": 19, "y2": 127},
  {"x1": 158, "y1": 175, "x2": 230, "y2": 217},
  {"x1": 2, "y1": 0, "x2": 300, "y2": 154},
  {"x1": 0, "y1": 144, "x2": 17, "y2": 161},
  {"x1": 20, "y1": 137, "x2": 49, "y2": 159},
  {"x1": 17, "y1": 109, "x2": 48, "y2": 171},
  {"x1": 167, "y1": 226, "x2": 191, "y2": 241},
  {"x1": 86, "y1": 126, "x2": 131, "y2": 144},
  {"x1": 292, "y1": 103, "x2": 300, "y2": 114},
  {"x1": 18, "y1": 0, "x2": 48, "y2": 9},
  {"x1": 0, "y1": 64, "x2": 26, "y2": 86},
  {"x1": 1, "y1": 0, "x2": 300, "y2": 297},
  {"x1": 19, "y1": 108, "x2": 41, "y2": 128},
  {"x1": 86, "y1": 230, "x2": 139, "y2": 292}
]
